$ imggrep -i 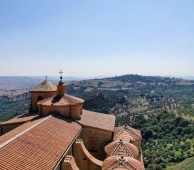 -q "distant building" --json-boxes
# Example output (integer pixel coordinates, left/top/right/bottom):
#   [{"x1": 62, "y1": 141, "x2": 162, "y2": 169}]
[{"x1": 0, "y1": 74, "x2": 144, "y2": 170}]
